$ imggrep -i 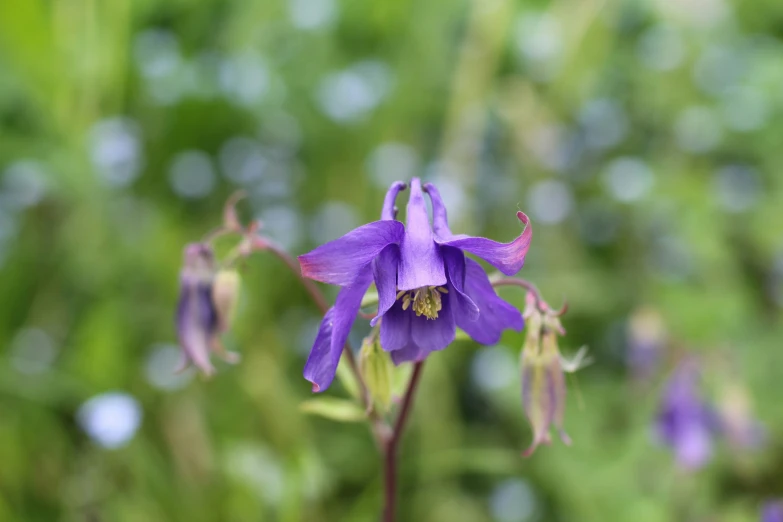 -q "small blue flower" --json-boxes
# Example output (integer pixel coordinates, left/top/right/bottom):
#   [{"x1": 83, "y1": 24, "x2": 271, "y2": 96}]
[{"x1": 298, "y1": 178, "x2": 531, "y2": 392}]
